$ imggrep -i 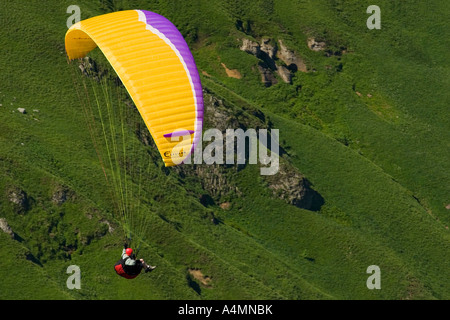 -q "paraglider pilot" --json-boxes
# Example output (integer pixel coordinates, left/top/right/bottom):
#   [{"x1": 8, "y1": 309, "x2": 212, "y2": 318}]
[{"x1": 114, "y1": 244, "x2": 156, "y2": 279}]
